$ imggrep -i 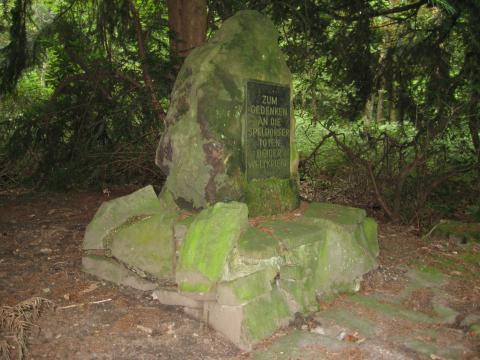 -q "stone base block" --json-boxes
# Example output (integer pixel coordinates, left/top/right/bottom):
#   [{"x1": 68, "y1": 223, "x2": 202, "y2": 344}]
[
  {"x1": 152, "y1": 289, "x2": 203, "y2": 309},
  {"x1": 82, "y1": 255, "x2": 157, "y2": 291}
]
